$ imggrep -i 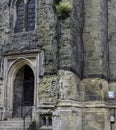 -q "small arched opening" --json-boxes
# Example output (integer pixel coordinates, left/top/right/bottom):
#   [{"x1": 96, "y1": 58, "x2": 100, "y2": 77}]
[{"x1": 13, "y1": 65, "x2": 34, "y2": 117}]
